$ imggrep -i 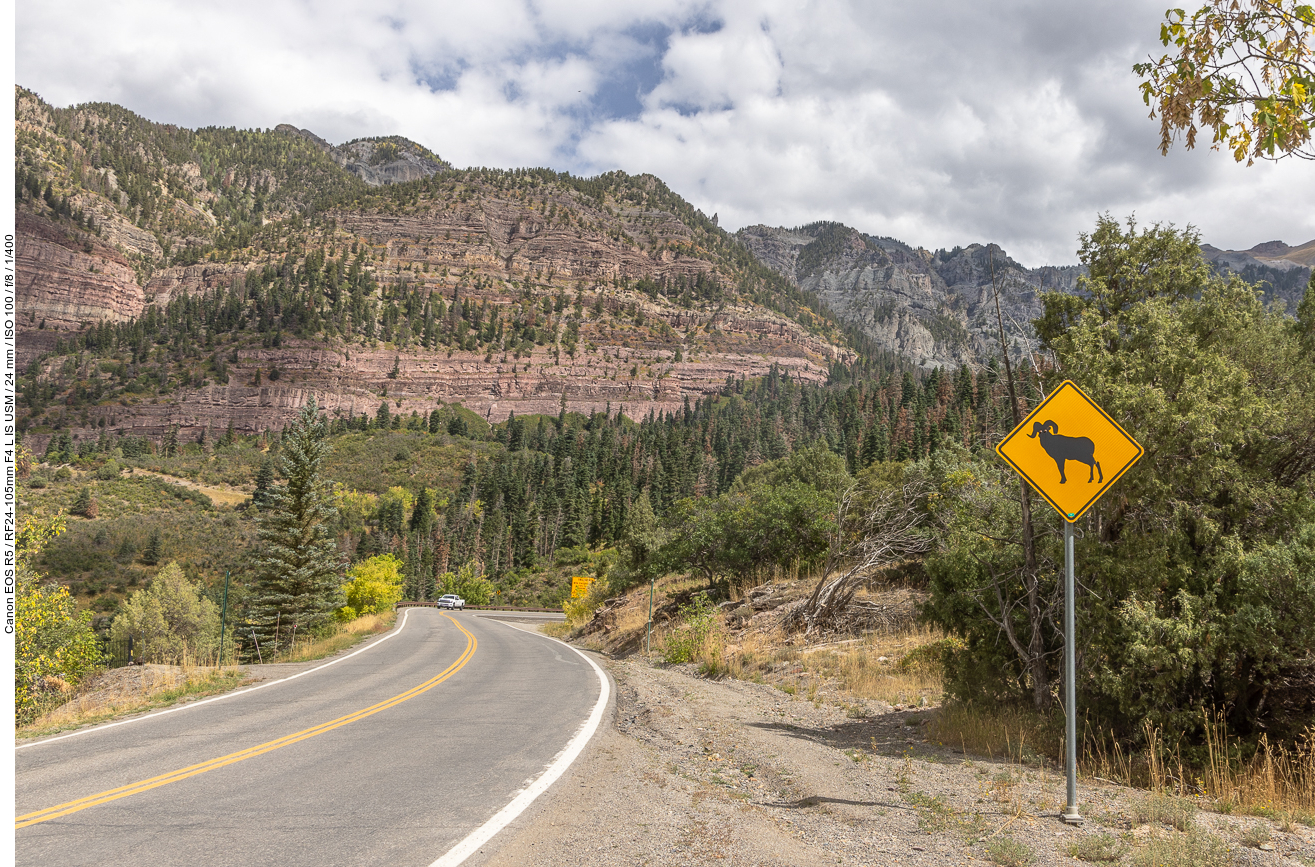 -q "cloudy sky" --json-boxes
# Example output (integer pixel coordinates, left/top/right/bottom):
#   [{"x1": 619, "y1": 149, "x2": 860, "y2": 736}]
[{"x1": 17, "y1": 0, "x2": 1315, "y2": 265}]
